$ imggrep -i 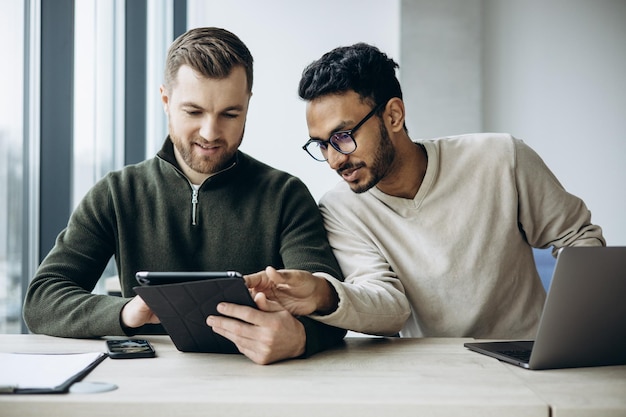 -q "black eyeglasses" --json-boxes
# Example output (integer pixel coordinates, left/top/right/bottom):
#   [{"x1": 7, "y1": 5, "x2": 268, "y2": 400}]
[{"x1": 302, "y1": 103, "x2": 384, "y2": 162}]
